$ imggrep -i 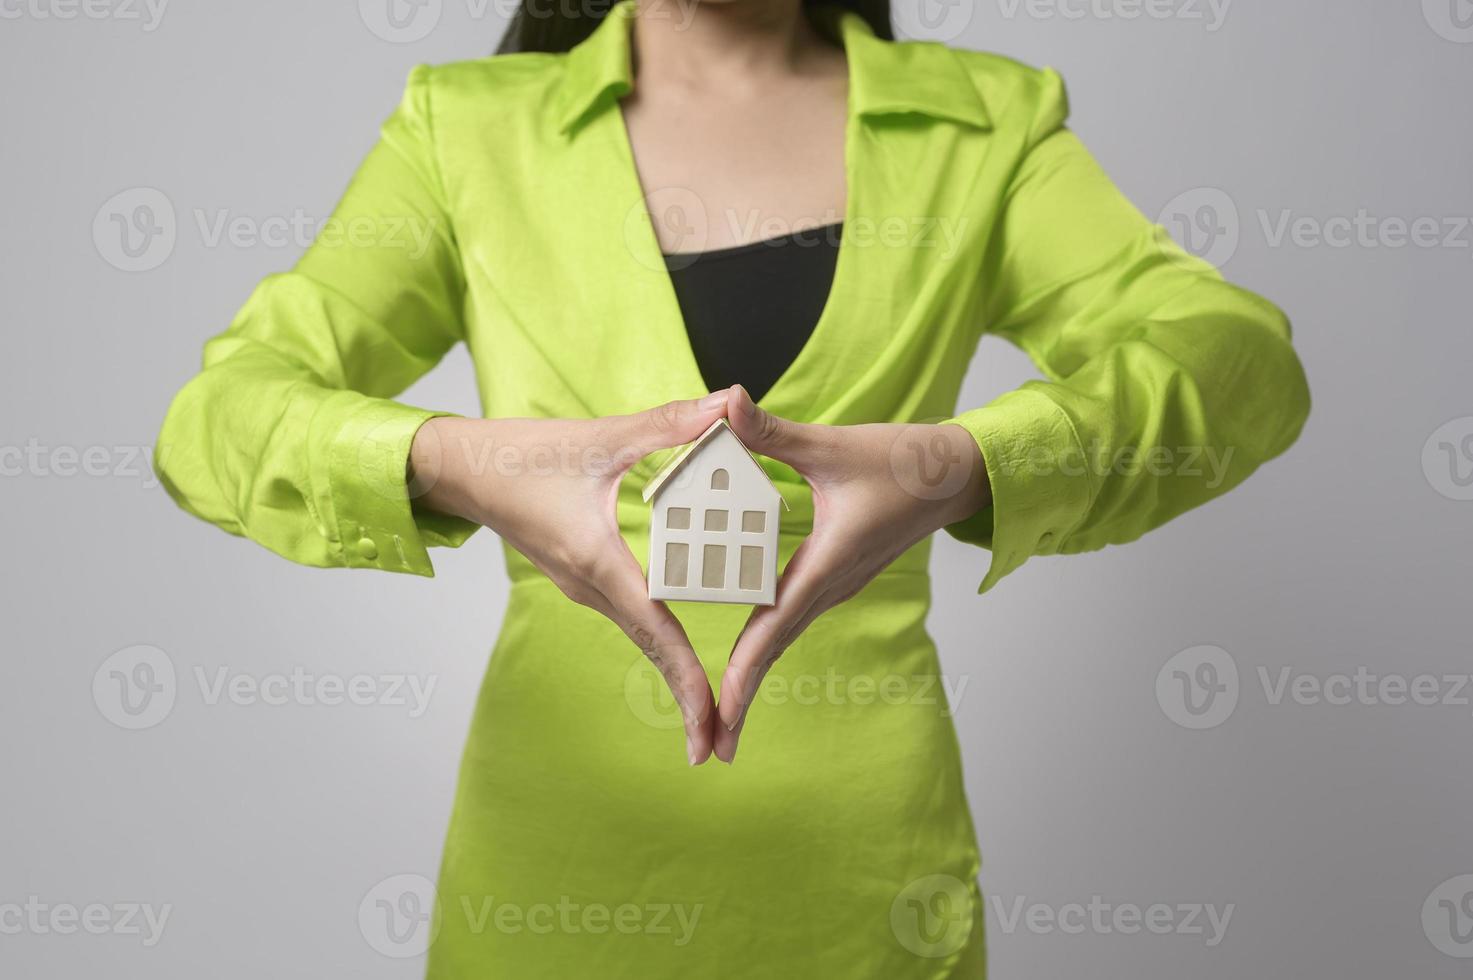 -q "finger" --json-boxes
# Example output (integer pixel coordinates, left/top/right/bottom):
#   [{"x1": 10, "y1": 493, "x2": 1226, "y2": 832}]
[
  {"x1": 716, "y1": 536, "x2": 832, "y2": 735},
  {"x1": 724, "y1": 384, "x2": 829, "y2": 473},
  {"x1": 713, "y1": 566, "x2": 867, "y2": 763},
  {"x1": 596, "y1": 544, "x2": 718, "y2": 767},
  {"x1": 712, "y1": 646, "x2": 782, "y2": 763},
  {"x1": 611, "y1": 389, "x2": 733, "y2": 464}
]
